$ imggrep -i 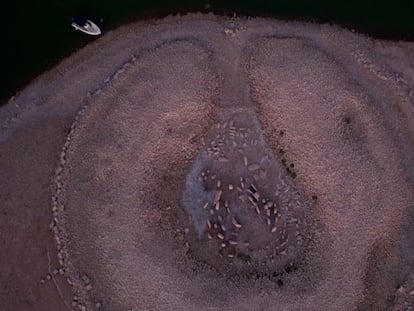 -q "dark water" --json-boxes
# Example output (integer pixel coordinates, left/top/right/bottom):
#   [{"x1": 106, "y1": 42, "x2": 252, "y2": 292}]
[{"x1": 1, "y1": 0, "x2": 414, "y2": 105}]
